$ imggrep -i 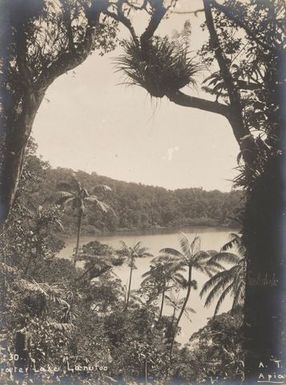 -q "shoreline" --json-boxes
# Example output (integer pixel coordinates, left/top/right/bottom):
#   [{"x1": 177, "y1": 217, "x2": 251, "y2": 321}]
[{"x1": 59, "y1": 224, "x2": 240, "y2": 241}]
